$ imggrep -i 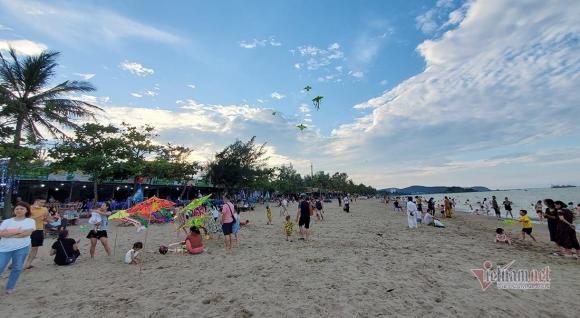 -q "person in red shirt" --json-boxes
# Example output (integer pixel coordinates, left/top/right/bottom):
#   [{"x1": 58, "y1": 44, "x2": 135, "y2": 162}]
[{"x1": 185, "y1": 226, "x2": 204, "y2": 254}]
